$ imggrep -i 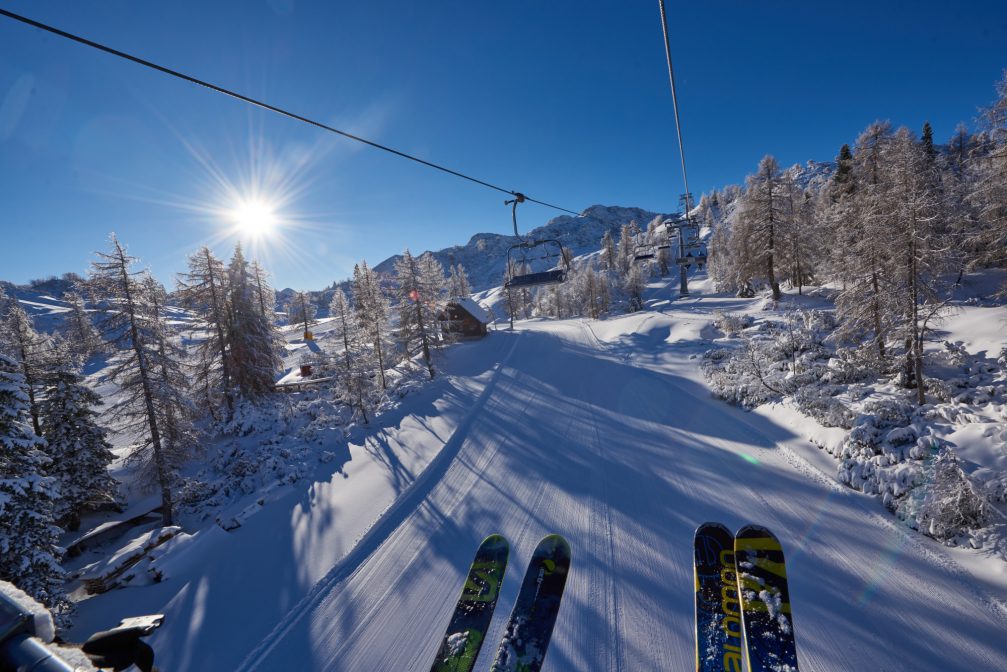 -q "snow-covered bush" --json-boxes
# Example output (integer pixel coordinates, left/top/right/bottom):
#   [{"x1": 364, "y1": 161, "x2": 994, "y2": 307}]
[
  {"x1": 703, "y1": 311, "x2": 833, "y2": 408},
  {"x1": 896, "y1": 448, "x2": 989, "y2": 542},
  {"x1": 793, "y1": 385, "x2": 855, "y2": 428},
  {"x1": 712, "y1": 311, "x2": 753, "y2": 337}
]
